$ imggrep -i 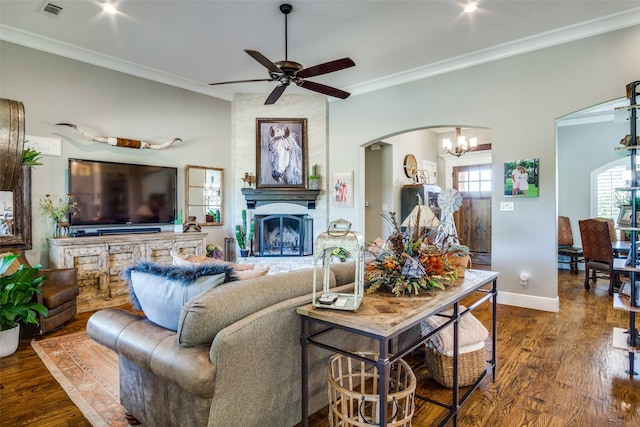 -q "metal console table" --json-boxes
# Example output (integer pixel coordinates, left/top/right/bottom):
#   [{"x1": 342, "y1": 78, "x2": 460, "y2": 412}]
[{"x1": 297, "y1": 269, "x2": 498, "y2": 426}]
